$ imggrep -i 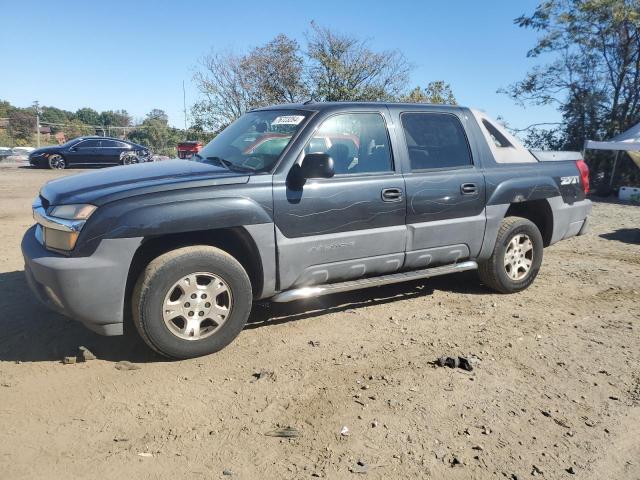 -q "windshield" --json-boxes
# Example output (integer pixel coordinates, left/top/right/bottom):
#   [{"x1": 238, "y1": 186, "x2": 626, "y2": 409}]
[{"x1": 195, "y1": 110, "x2": 309, "y2": 173}]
